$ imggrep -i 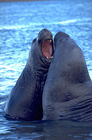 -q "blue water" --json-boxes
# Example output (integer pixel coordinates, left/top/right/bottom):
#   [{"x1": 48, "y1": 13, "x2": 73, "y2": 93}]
[{"x1": 0, "y1": 0, "x2": 92, "y2": 139}]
